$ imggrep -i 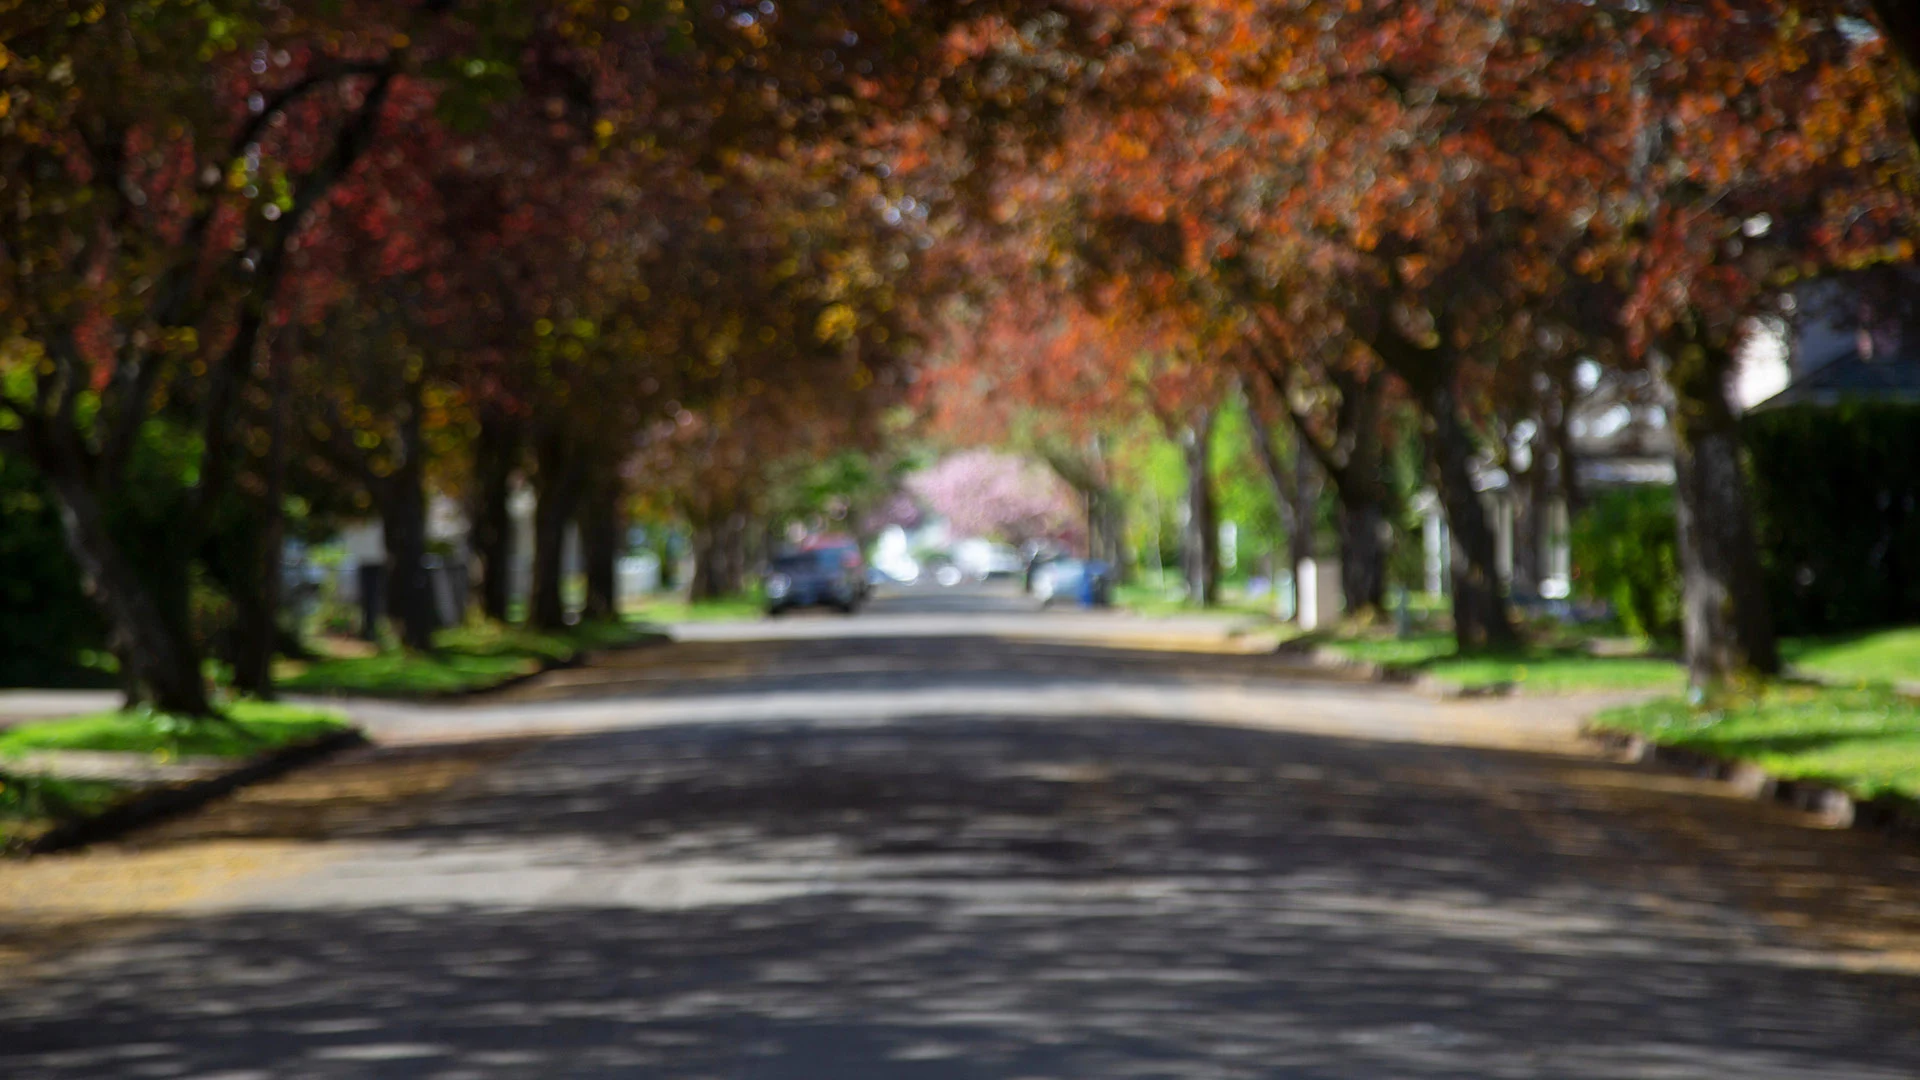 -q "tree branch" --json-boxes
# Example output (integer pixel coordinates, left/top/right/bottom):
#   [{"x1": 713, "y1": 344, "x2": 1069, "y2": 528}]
[{"x1": 189, "y1": 65, "x2": 399, "y2": 523}]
